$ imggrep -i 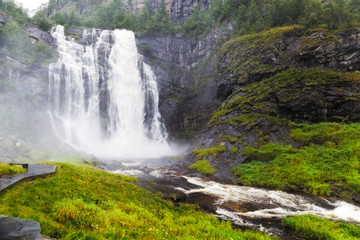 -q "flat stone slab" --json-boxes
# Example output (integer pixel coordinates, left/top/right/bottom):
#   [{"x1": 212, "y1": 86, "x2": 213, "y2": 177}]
[
  {"x1": 0, "y1": 215, "x2": 41, "y2": 240},
  {"x1": 0, "y1": 164, "x2": 57, "y2": 193}
]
